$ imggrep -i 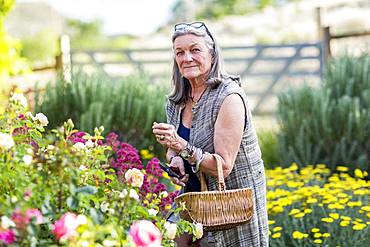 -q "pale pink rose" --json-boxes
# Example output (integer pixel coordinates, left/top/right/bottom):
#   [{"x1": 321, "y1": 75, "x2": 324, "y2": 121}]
[
  {"x1": 125, "y1": 168, "x2": 144, "y2": 187},
  {"x1": 0, "y1": 229, "x2": 16, "y2": 245},
  {"x1": 11, "y1": 208, "x2": 42, "y2": 228},
  {"x1": 52, "y1": 213, "x2": 82, "y2": 241},
  {"x1": 128, "y1": 220, "x2": 162, "y2": 247},
  {"x1": 25, "y1": 209, "x2": 43, "y2": 224}
]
